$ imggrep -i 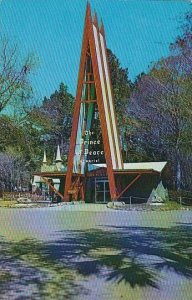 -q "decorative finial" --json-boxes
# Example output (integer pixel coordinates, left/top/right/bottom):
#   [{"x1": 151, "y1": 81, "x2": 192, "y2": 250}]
[
  {"x1": 56, "y1": 145, "x2": 62, "y2": 162},
  {"x1": 43, "y1": 150, "x2": 47, "y2": 164}
]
